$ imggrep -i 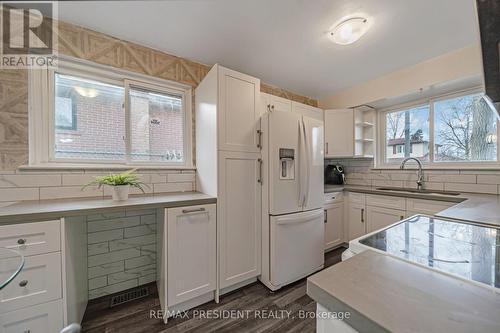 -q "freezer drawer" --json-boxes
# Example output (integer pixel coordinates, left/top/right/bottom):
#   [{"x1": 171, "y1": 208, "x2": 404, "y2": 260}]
[{"x1": 270, "y1": 209, "x2": 324, "y2": 287}]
